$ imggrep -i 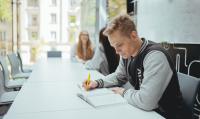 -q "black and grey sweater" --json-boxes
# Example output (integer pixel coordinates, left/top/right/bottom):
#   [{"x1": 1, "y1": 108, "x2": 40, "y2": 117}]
[{"x1": 96, "y1": 39, "x2": 187, "y2": 119}]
